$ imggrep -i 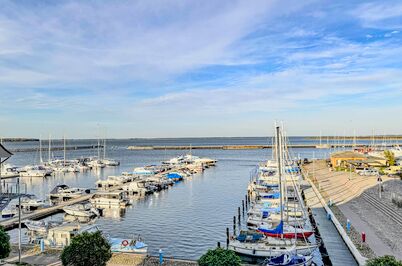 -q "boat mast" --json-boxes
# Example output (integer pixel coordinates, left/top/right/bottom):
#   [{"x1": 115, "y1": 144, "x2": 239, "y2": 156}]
[
  {"x1": 48, "y1": 134, "x2": 51, "y2": 163},
  {"x1": 276, "y1": 126, "x2": 284, "y2": 239},
  {"x1": 103, "y1": 138, "x2": 106, "y2": 160},
  {"x1": 39, "y1": 134, "x2": 43, "y2": 164},
  {"x1": 63, "y1": 135, "x2": 66, "y2": 165}
]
